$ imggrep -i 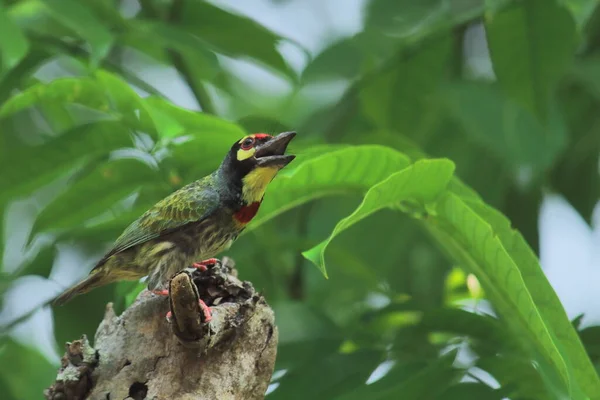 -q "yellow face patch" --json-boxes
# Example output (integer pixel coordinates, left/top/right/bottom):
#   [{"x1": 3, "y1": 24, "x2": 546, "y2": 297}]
[
  {"x1": 236, "y1": 133, "x2": 272, "y2": 161},
  {"x1": 236, "y1": 147, "x2": 255, "y2": 161},
  {"x1": 242, "y1": 166, "x2": 279, "y2": 203}
]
